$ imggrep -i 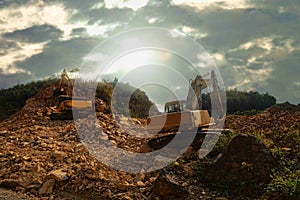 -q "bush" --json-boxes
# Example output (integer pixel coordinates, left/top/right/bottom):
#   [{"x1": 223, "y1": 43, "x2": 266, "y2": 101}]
[
  {"x1": 97, "y1": 81, "x2": 159, "y2": 118},
  {"x1": 265, "y1": 169, "x2": 300, "y2": 199}
]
